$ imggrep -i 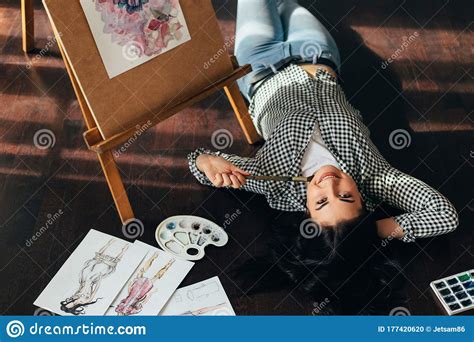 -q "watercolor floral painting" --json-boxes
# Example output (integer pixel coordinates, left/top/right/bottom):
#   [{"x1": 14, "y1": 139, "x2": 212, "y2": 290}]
[{"x1": 80, "y1": 0, "x2": 191, "y2": 78}]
